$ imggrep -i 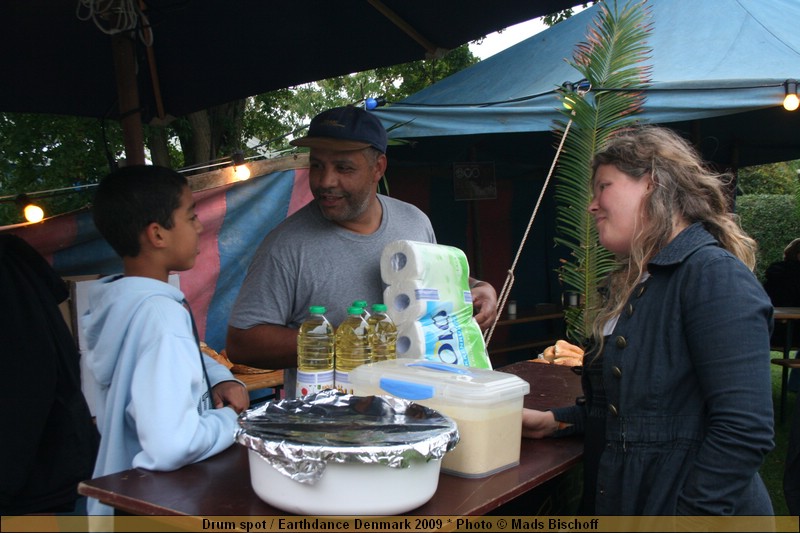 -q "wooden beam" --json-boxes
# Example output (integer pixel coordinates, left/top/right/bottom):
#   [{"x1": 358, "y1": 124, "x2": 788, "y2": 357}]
[
  {"x1": 111, "y1": 32, "x2": 146, "y2": 165},
  {"x1": 187, "y1": 153, "x2": 310, "y2": 192}
]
